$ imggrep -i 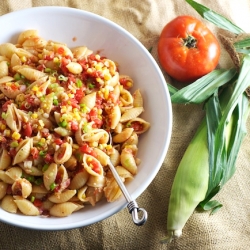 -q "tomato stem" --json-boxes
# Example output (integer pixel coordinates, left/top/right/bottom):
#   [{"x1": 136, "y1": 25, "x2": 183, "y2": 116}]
[{"x1": 183, "y1": 35, "x2": 197, "y2": 48}]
